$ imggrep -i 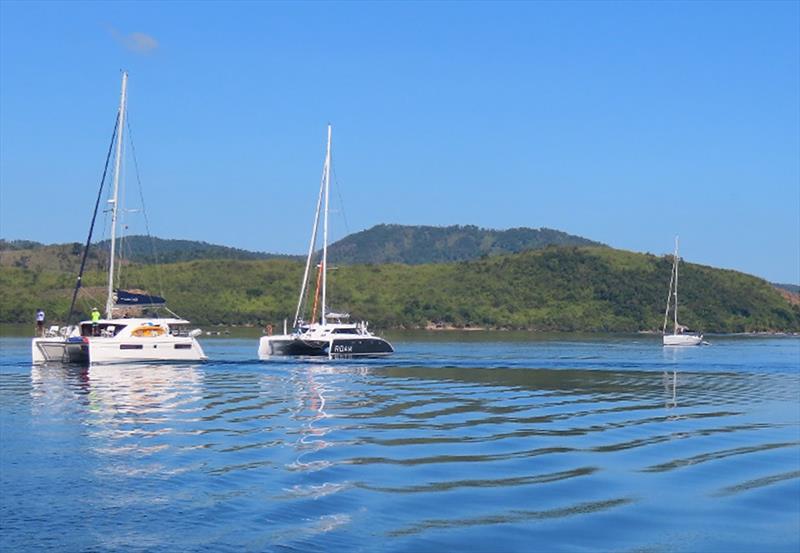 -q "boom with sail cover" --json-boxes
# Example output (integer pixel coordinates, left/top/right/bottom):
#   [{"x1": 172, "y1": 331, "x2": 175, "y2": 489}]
[{"x1": 114, "y1": 290, "x2": 166, "y2": 307}]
